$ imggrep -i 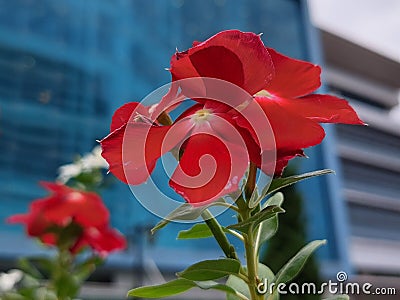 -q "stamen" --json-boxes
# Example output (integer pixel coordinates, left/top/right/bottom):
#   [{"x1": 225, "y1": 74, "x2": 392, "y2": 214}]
[
  {"x1": 192, "y1": 109, "x2": 212, "y2": 123},
  {"x1": 255, "y1": 90, "x2": 274, "y2": 98}
]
